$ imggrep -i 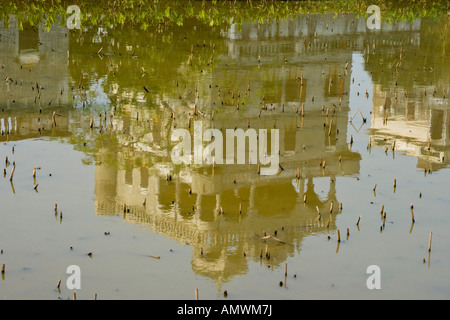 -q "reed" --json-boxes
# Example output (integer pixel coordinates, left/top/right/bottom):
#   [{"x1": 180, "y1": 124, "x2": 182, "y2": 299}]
[
  {"x1": 9, "y1": 165, "x2": 15, "y2": 182},
  {"x1": 428, "y1": 232, "x2": 432, "y2": 252}
]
